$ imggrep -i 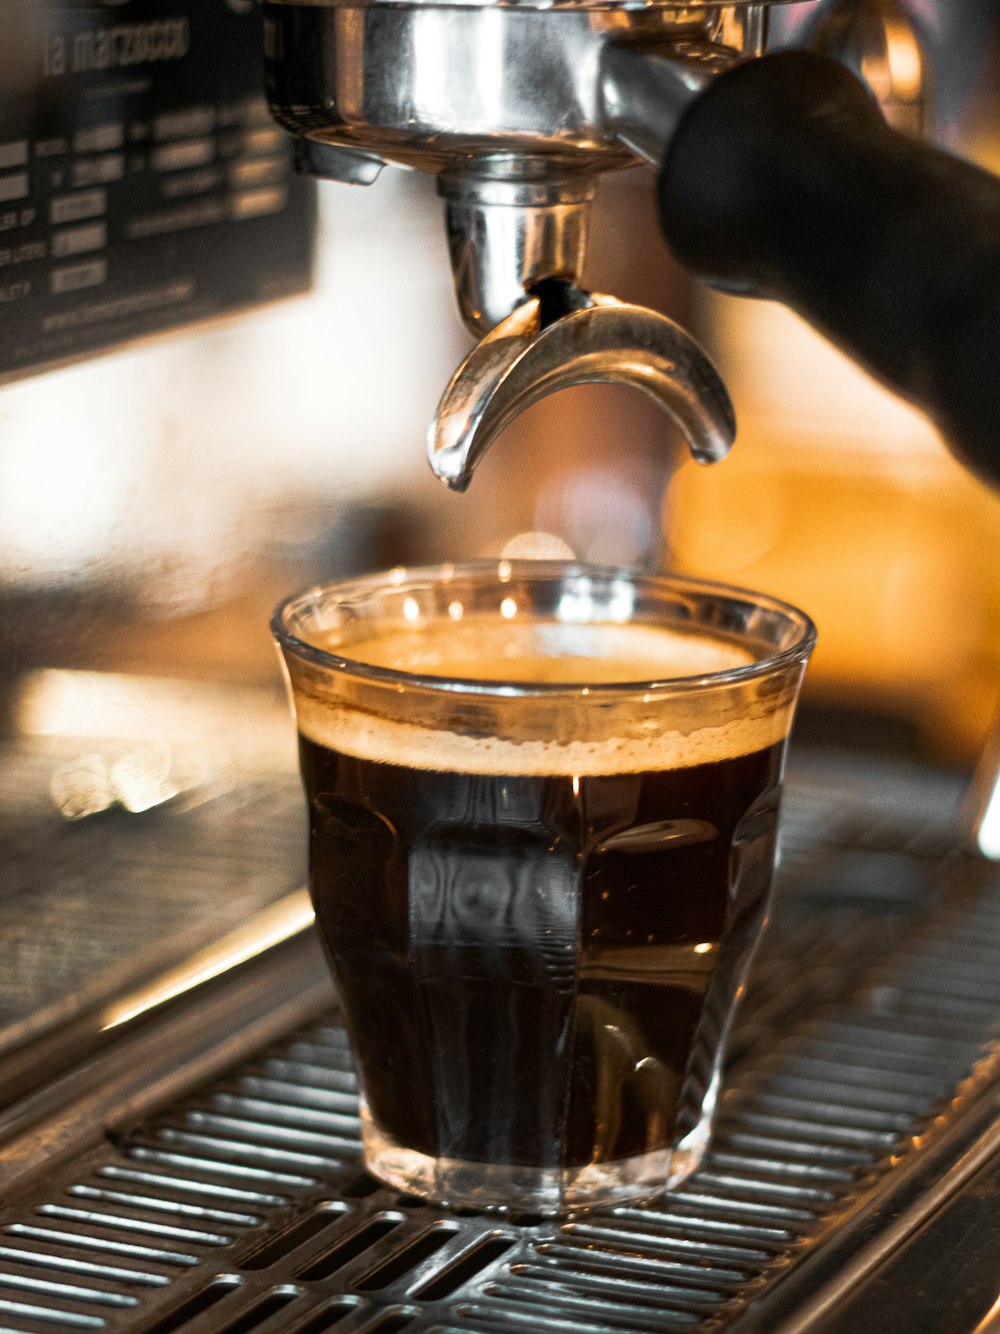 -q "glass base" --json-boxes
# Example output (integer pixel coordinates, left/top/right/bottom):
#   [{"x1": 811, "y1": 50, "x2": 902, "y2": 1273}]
[{"x1": 359, "y1": 1100, "x2": 711, "y2": 1216}]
